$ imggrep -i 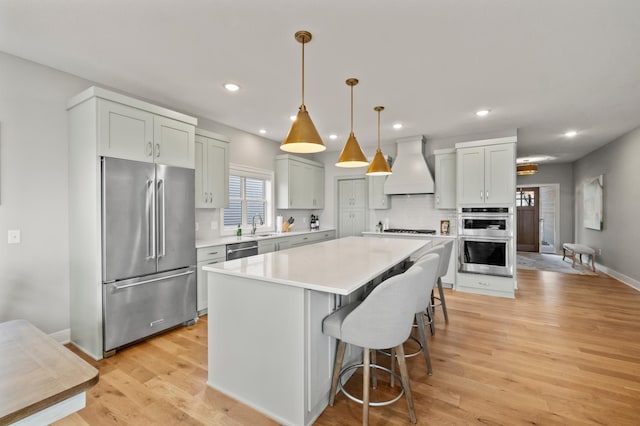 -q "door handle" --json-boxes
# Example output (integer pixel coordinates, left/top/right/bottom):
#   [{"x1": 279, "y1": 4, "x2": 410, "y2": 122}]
[
  {"x1": 158, "y1": 179, "x2": 166, "y2": 258},
  {"x1": 147, "y1": 179, "x2": 156, "y2": 259}
]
